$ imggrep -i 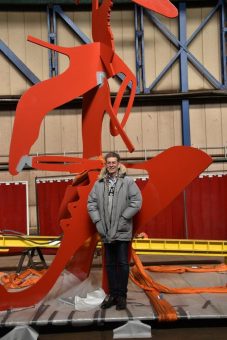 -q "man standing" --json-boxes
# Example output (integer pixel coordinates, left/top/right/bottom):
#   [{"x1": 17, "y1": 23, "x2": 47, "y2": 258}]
[{"x1": 87, "y1": 152, "x2": 142, "y2": 310}]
